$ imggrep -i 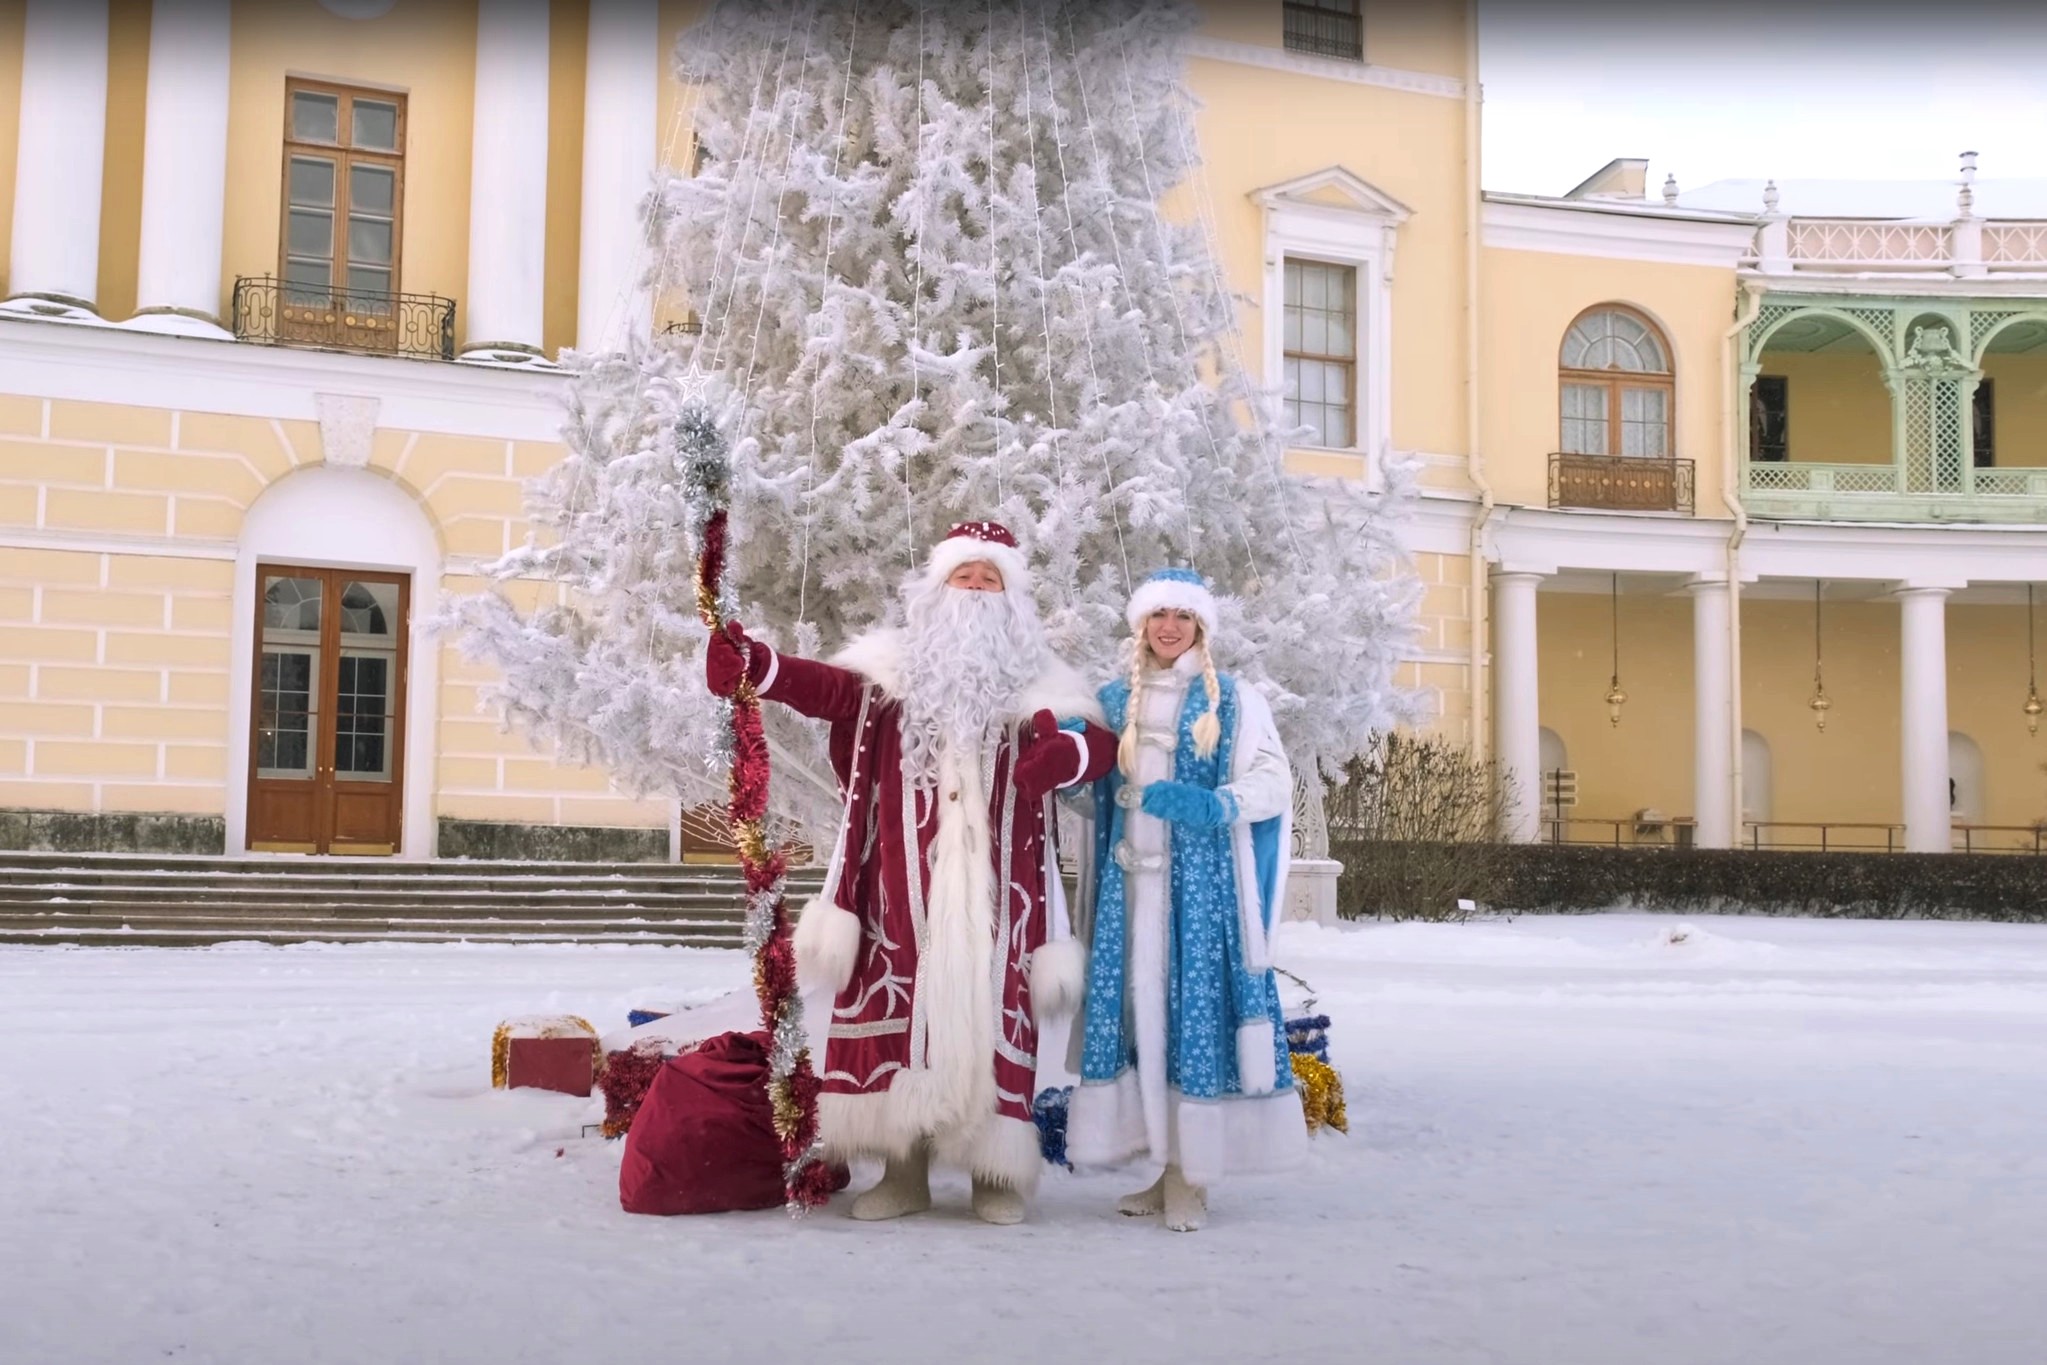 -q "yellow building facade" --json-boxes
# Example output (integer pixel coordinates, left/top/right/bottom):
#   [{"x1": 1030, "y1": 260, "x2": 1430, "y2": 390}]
[{"x1": 1, "y1": 0, "x2": 2041, "y2": 861}]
